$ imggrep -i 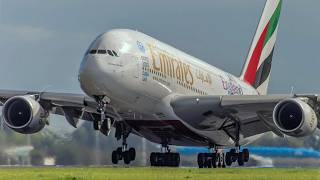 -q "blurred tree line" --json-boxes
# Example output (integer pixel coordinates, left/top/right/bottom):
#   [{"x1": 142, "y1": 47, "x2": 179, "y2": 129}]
[
  {"x1": 0, "y1": 120, "x2": 319, "y2": 166},
  {"x1": 0, "y1": 121, "x2": 157, "y2": 166}
]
